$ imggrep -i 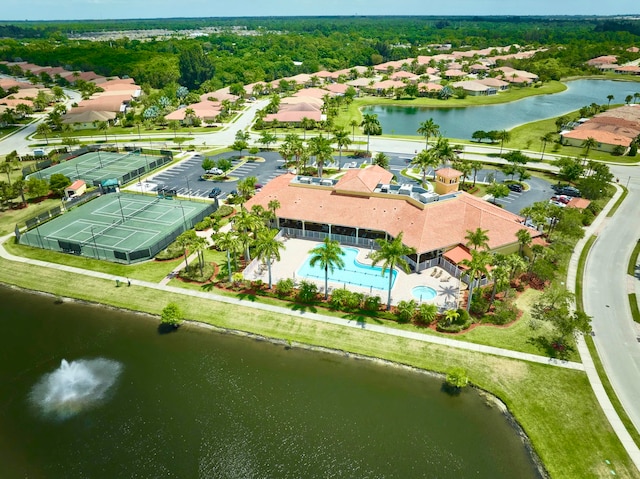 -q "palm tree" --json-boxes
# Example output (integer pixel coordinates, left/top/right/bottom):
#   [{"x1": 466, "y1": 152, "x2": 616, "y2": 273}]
[
  {"x1": 516, "y1": 229, "x2": 532, "y2": 256},
  {"x1": 634, "y1": 92, "x2": 640, "y2": 104},
  {"x1": 606, "y1": 94, "x2": 614, "y2": 107},
  {"x1": 540, "y1": 132, "x2": 554, "y2": 161},
  {"x1": 460, "y1": 249, "x2": 490, "y2": 312},
  {"x1": 309, "y1": 238, "x2": 345, "y2": 300},
  {"x1": 214, "y1": 231, "x2": 241, "y2": 283},
  {"x1": 417, "y1": 118, "x2": 440, "y2": 149},
  {"x1": 432, "y1": 136, "x2": 456, "y2": 170},
  {"x1": 360, "y1": 113, "x2": 381, "y2": 154},
  {"x1": 176, "y1": 230, "x2": 196, "y2": 273},
  {"x1": 308, "y1": 134, "x2": 333, "y2": 178},
  {"x1": 191, "y1": 235, "x2": 209, "y2": 277},
  {"x1": 581, "y1": 136, "x2": 599, "y2": 161},
  {"x1": 36, "y1": 122, "x2": 52, "y2": 145},
  {"x1": 0, "y1": 161, "x2": 13, "y2": 185},
  {"x1": 96, "y1": 121, "x2": 109, "y2": 141},
  {"x1": 497, "y1": 129, "x2": 511, "y2": 155},
  {"x1": 233, "y1": 208, "x2": 264, "y2": 262},
  {"x1": 349, "y1": 119, "x2": 359, "y2": 142},
  {"x1": 267, "y1": 199, "x2": 281, "y2": 228},
  {"x1": 489, "y1": 253, "x2": 510, "y2": 304},
  {"x1": 411, "y1": 149, "x2": 438, "y2": 185},
  {"x1": 464, "y1": 227, "x2": 490, "y2": 251},
  {"x1": 300, "y1": 117, "x2": 313, "y2": 139},
  {"x1": 332, "y1": 128, "x2": 351, "y2": 170},
  {"x1": 370, "y1": 232, "x2": 416, "y2": 310},
  {"x1": 625, "y1": 95, "x2": 633, "y2": 105},
  {"x1": 254, "y1": 228, "x2": 286, "y2": 289}
]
